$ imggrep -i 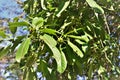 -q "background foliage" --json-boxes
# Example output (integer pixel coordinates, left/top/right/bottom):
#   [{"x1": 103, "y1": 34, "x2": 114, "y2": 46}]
[{"x1": 0, "y1": 0, "x2": 120, "y2": 80}]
